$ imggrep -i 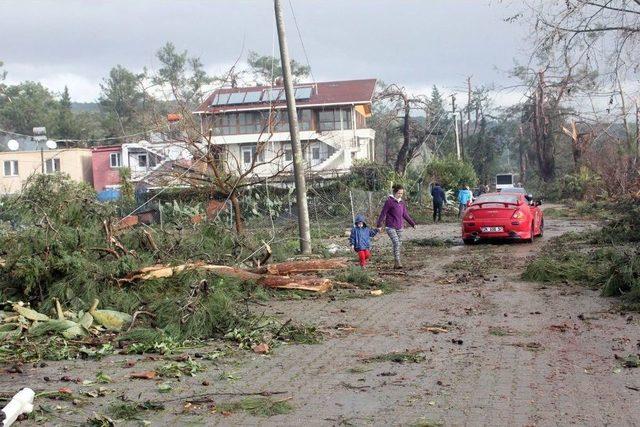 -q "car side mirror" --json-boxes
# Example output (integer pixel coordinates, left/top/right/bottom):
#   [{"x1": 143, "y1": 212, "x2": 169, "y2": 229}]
[
  {"x1": 525, "y1": 193, "x2": 533, "y2": 201},
  {"x1": 535, "y1": 200, "x2": 542, "y2": 206}
]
